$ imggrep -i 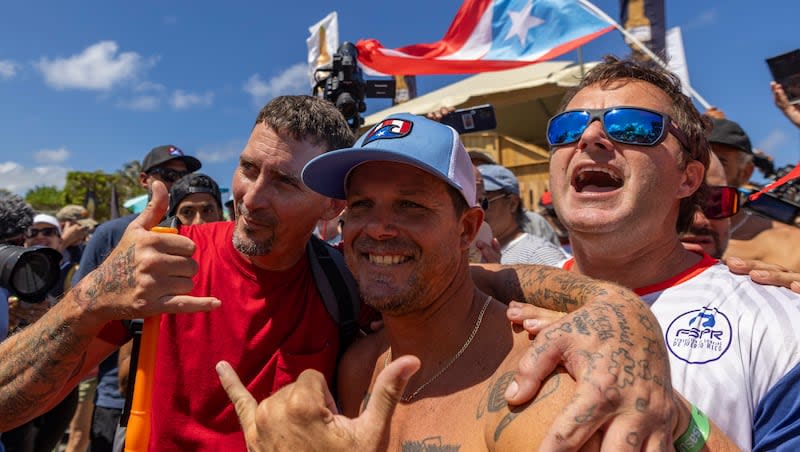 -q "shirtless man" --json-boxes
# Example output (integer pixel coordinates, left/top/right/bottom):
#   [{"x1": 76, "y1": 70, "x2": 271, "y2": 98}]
[
  {"x1": 218, "y1": 113, "x2": 737, "y2": 451},
  {"x1": 709, "y1": 117, "x2": 800, "y2": 271}
]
